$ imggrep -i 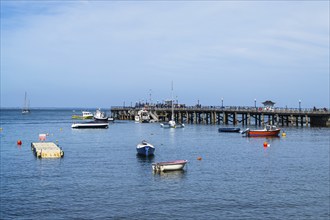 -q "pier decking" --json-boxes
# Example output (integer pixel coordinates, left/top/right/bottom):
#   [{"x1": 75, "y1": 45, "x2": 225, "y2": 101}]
[
  {"x1": 111, "y1": 106, "x2": 330, "y2": 127},
  {"x1": 31, "y1": 142, "x2": 64, "y2": 158}
]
